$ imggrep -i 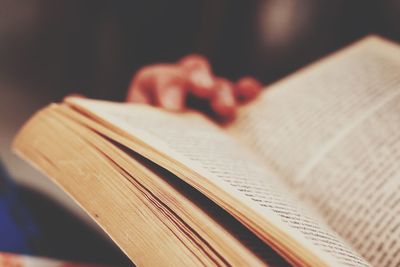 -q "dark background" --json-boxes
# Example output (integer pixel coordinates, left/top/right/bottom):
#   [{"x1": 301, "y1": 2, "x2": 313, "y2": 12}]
[
  {"x1": 0, "y1": 0, "x2": 399, "y2": 265},
  {"x1": 1, "y1": 0, "x2": 399, "y2": 101}
]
